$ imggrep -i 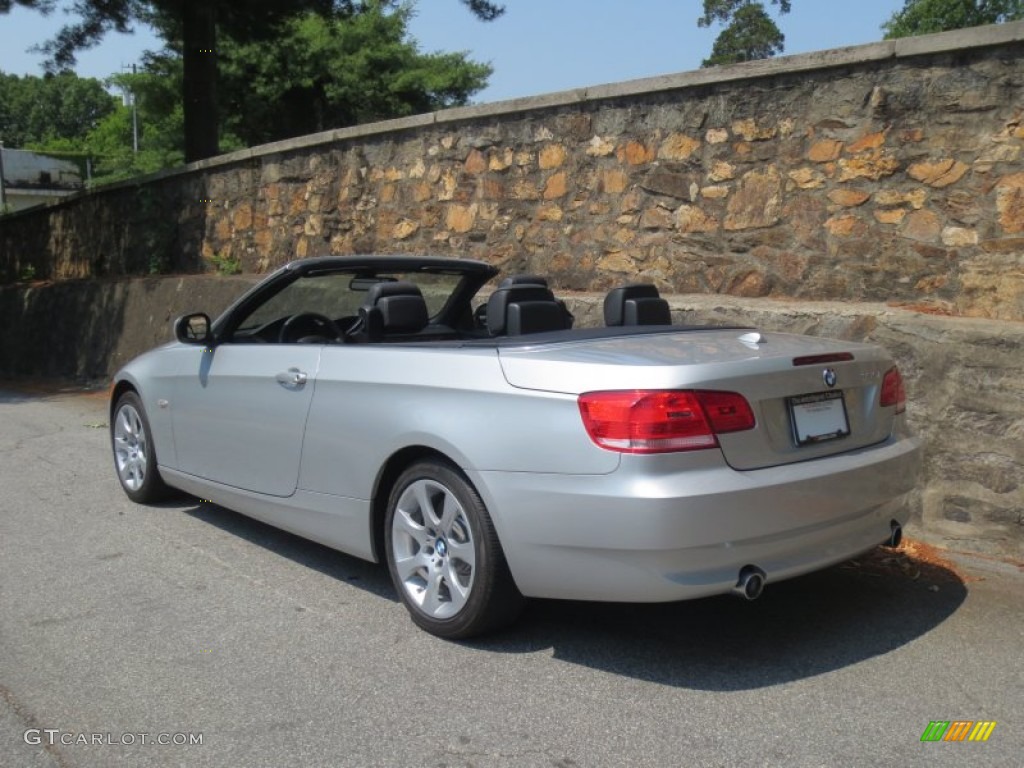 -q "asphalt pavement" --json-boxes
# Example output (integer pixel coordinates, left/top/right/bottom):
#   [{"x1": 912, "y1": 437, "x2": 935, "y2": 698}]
[{"x1": 1, "y1": 385, "x2": 1022, "y2": 768}]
